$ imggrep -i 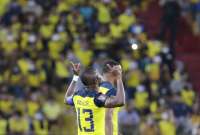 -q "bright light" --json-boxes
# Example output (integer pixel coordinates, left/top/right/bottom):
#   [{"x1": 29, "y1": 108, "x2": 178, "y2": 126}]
[{"x1": 131, "y1": 43, "x2": 138, "y2": 50}]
